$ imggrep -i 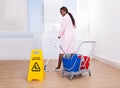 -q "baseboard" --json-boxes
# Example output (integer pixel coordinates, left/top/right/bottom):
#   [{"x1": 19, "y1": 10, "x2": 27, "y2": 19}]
[{"x1": 93, "y1": 56, "x2": 120, "y2": 70}]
